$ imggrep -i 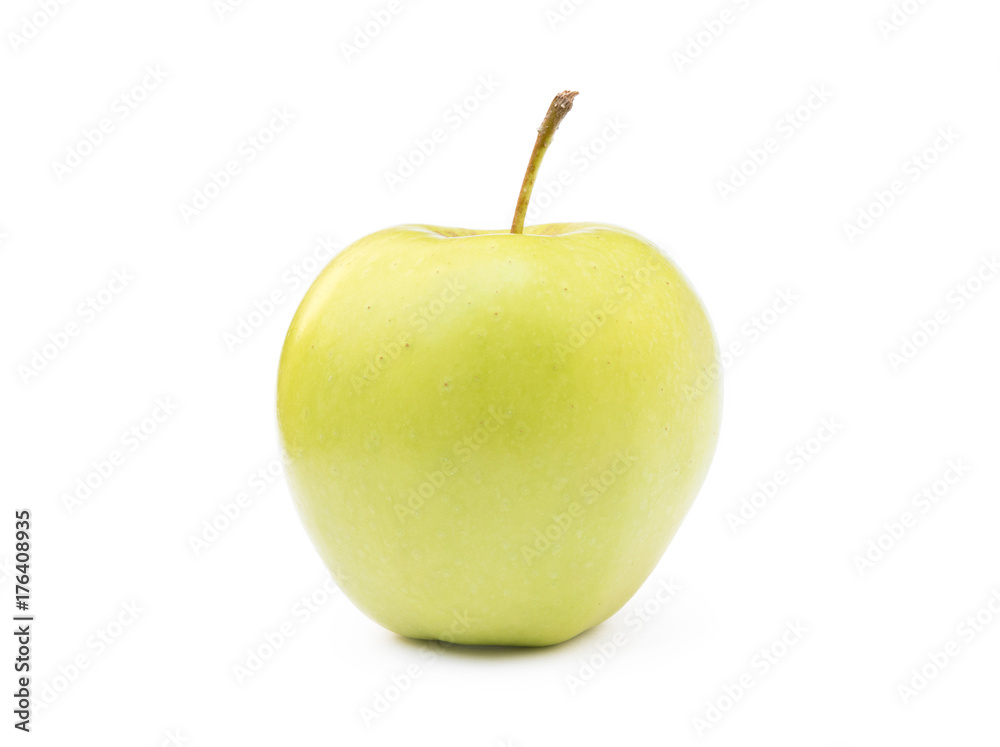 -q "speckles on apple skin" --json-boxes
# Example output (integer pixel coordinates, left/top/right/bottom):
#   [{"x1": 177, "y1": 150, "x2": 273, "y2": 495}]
[{"x1": 279, "y1": 223, "x2": 720, "y2": 646}]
